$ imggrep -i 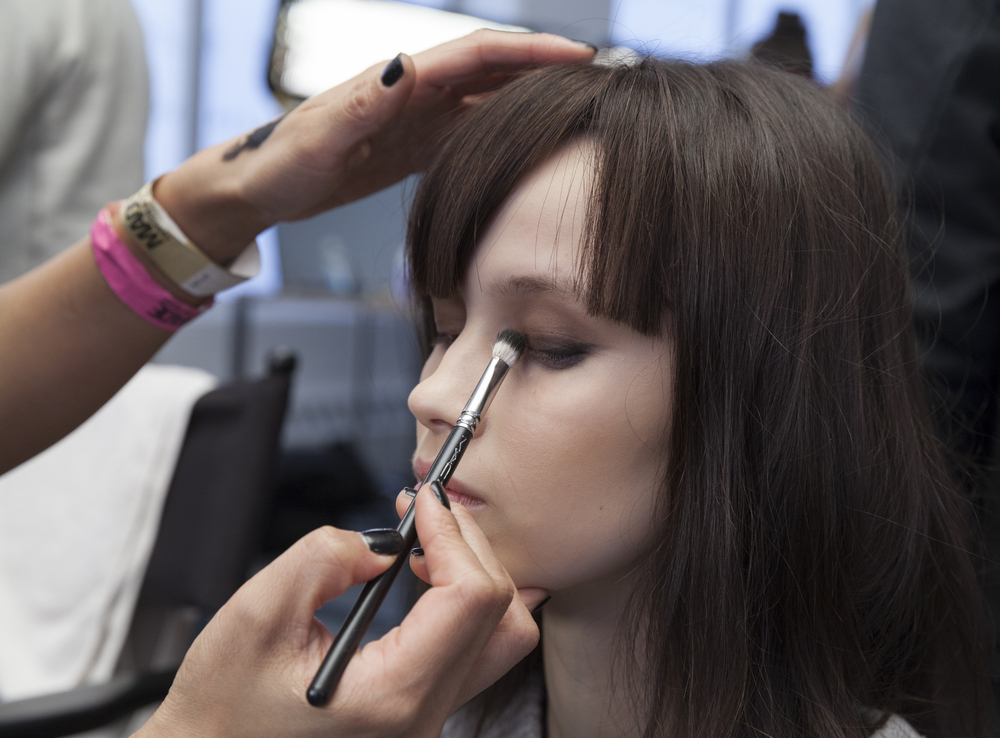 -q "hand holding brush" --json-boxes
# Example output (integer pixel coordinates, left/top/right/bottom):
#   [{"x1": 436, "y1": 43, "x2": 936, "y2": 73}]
[{"x1": 306, "y1": 330, "x2": 527, "y2": 707}]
